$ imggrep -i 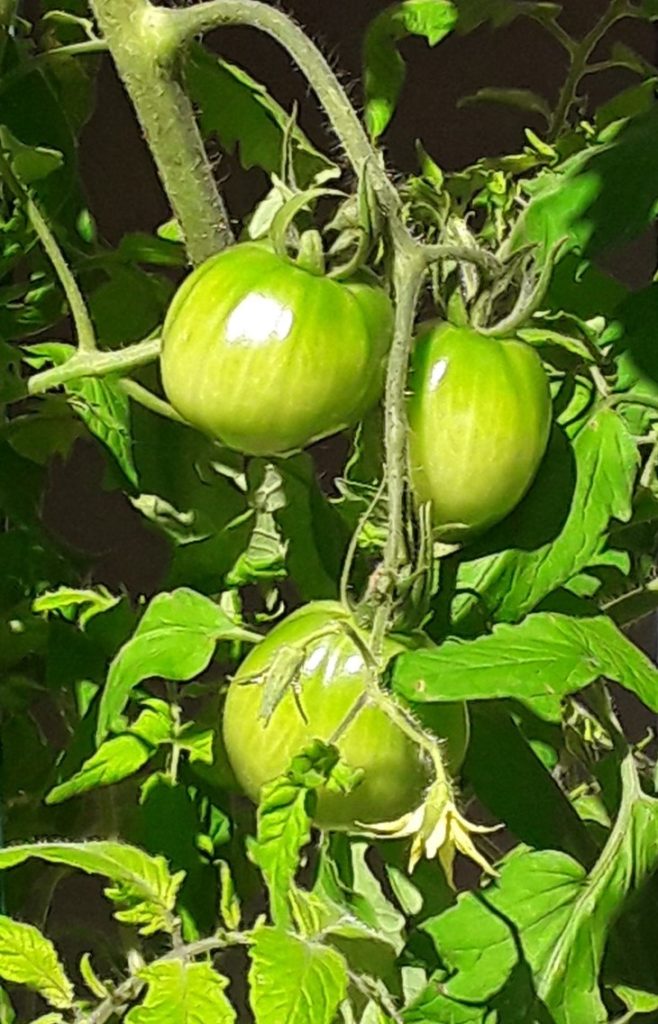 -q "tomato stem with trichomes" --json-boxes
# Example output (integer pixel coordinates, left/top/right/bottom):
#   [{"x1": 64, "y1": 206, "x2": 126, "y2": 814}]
[
  {"x1": 27, "y1": 338, "x2": 161, "y2": 396},
  {"x1": 88, "y1": 0, "x2": 233, "y2": 265}
]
